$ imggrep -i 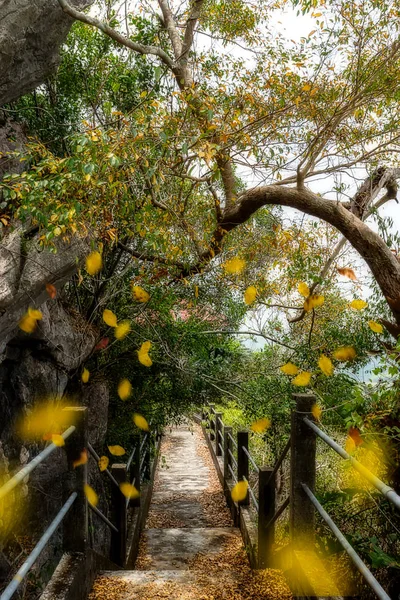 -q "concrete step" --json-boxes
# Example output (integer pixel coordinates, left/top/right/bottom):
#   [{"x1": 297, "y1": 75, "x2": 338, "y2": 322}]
[{"x1": 137, "y1": 526, "x2": 240, "y2": 570}]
